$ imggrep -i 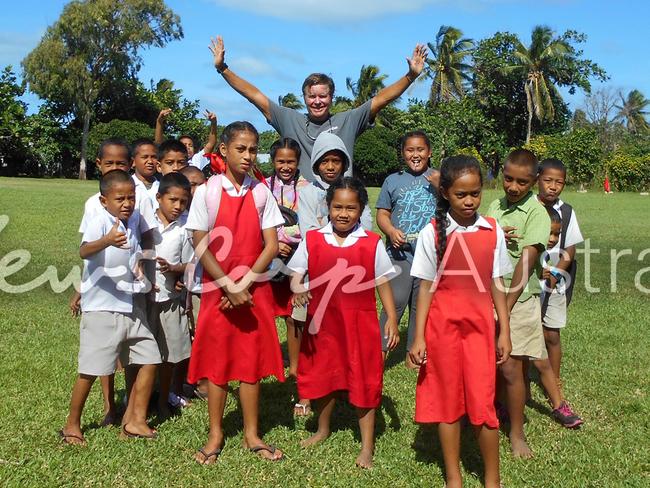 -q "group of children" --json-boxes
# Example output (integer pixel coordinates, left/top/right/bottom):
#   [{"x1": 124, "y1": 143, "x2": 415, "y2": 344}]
[{"x1": 58, "y1": 114, "x2": 584, "y2": 486}]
